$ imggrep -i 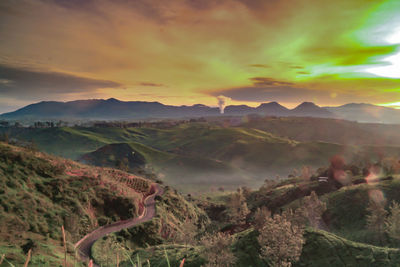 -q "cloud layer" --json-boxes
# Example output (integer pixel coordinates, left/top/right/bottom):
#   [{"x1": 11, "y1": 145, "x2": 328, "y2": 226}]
[{"x1": 0, "y1": 64, "x2": 122, "y2": 98}]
